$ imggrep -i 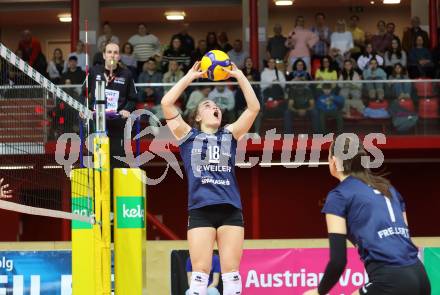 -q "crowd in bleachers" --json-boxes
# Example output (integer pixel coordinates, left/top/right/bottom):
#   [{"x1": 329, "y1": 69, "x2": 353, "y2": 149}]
[{"x1": 3, "y1": 14, "x2": 440, "y2": 135}]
